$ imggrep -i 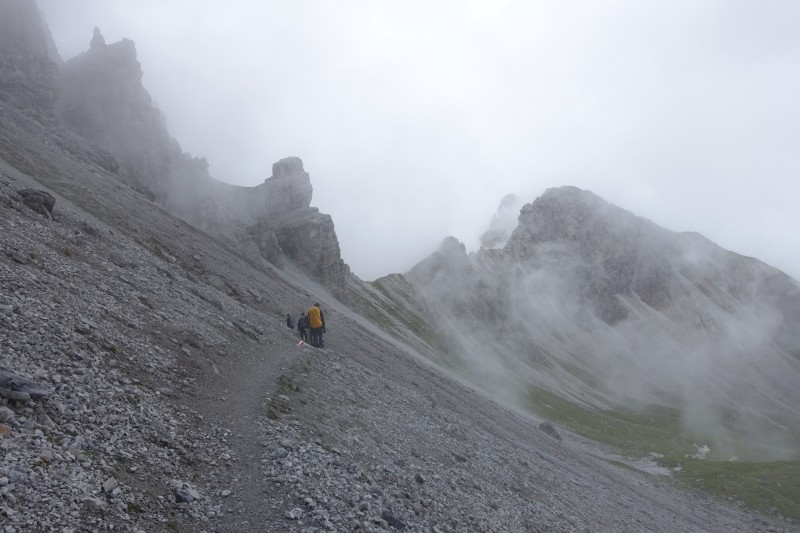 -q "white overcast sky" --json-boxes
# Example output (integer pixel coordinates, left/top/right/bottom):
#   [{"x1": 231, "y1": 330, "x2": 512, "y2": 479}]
[{"x1": 38, "y1": 1, "x2": 800, "y2": 281}]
